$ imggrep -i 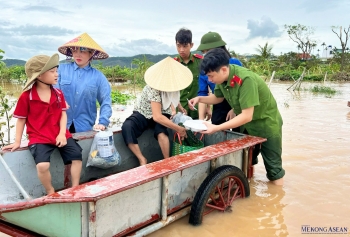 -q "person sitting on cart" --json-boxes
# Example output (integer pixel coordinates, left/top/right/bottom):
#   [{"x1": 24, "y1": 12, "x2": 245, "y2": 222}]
[
  {"x1": 188, "y1": 48, "x2": 285, "y2": 185},
  {"x1": 122, "y1": 57, "x2": 191, "y2": 165},
  {"x1": 3, "y1": 54, "x2": 82, "y2": 194}
]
